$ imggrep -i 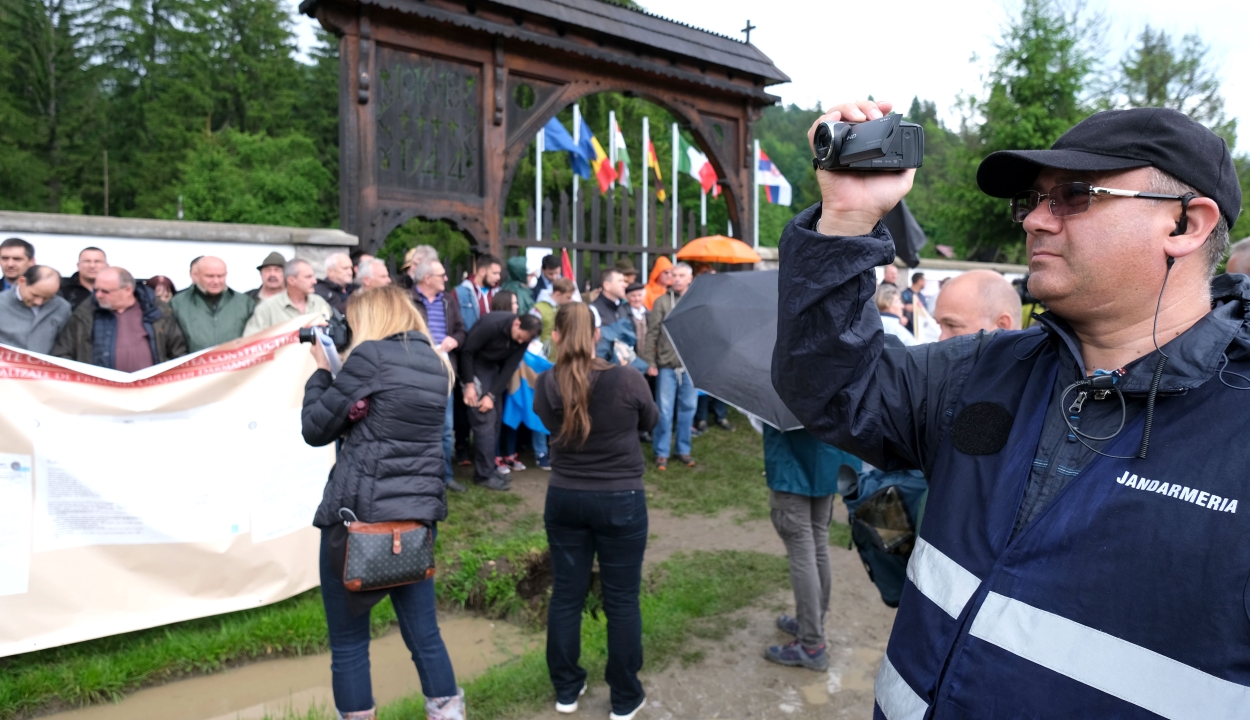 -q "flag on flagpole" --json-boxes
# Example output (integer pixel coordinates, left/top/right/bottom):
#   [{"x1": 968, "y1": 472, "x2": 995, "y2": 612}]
[
  {"x1": 676, "y1": 135, "x2": 717, "y2": 194},
  {"x1": 611, "y1": 118, "x2": 631, "y2": 194},
  {"x1": 543, "y1": 117, "x2": 589, "y2": 172},
  {"x1": 757, "y1": 149, "x2": 792, "y2": 206},
  {"x1": 560, "y1": 248, "x2": 582, "y2": 301},
  {"x1": 576, "y1": 119, "x2": 618, "y2": 193},
  {"x1": 646, "y1": 140, "x2": 666, "y2": 202}
]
